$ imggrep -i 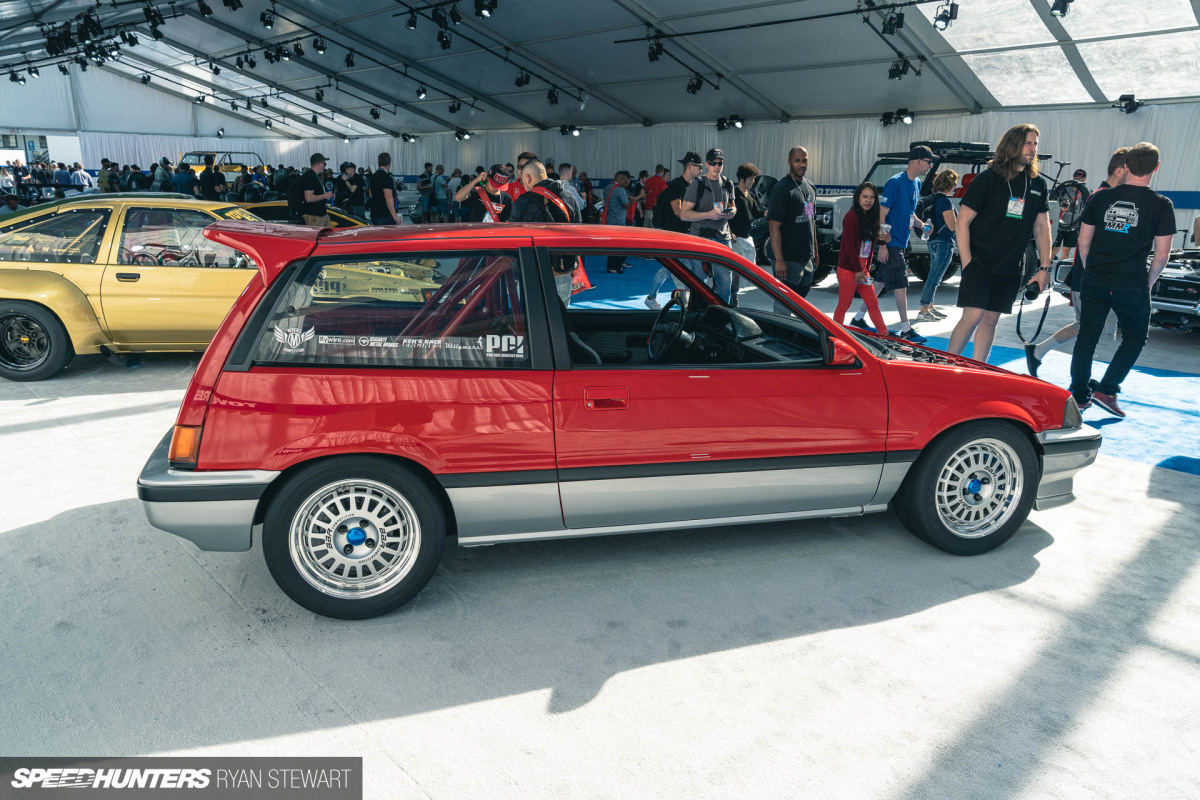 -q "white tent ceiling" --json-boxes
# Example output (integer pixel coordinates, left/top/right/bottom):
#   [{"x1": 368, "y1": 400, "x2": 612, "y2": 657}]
[{"x1": 1, "y1": 0, "x2": 1198, "y2": 138}]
